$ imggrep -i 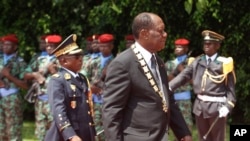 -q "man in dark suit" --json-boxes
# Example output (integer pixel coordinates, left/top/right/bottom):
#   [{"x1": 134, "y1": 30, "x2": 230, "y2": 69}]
[
  {"x1": 45, "y1": 34, "x2": 96, "y2": 141},
  {"x1": 102, "y1": 12, "x2": 192, "y2": 141},
  {"x1": 169, "y1": 30, "x2": 236, "y2": 141}
]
